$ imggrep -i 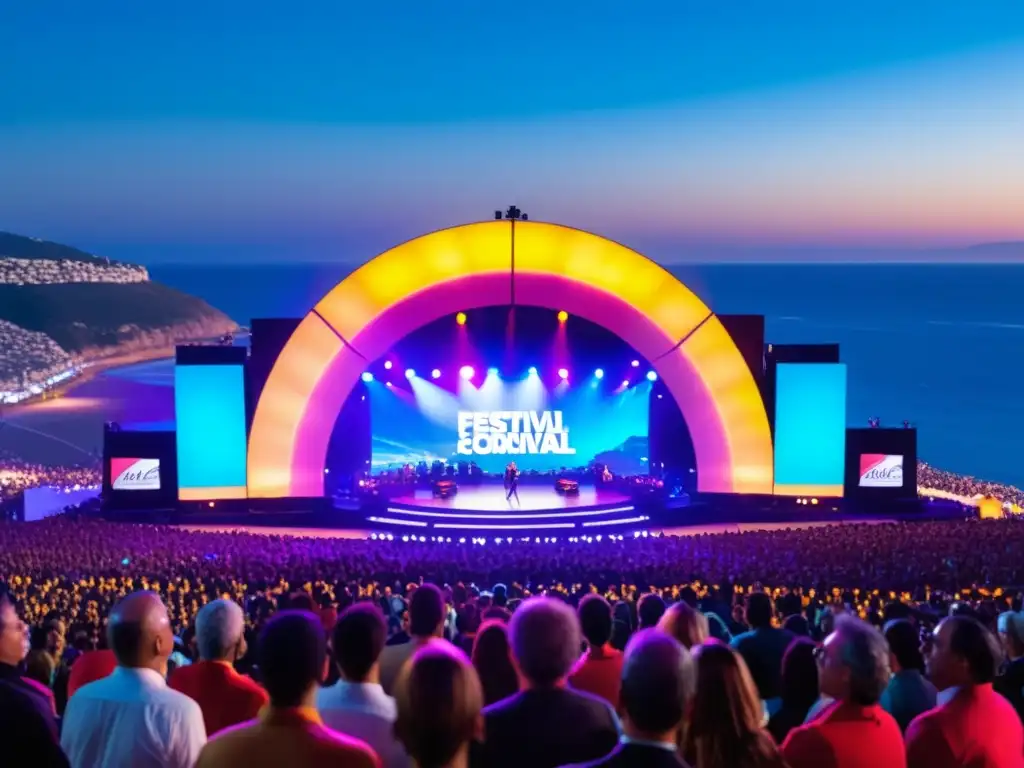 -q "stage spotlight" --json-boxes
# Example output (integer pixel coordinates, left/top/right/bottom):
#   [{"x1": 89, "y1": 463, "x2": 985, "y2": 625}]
[
  {"x1": 594, "y1": 368, "x2": 604, "y2": 379},
  {"x1": 361, "y1": 372, "x2": 373, "y2": 383},
  {"x1": 459, "y1": 365, "x2": 474, "y2": 380},
  {"x1": 431, "y1": 368, "x2": 441, "y2": 379},
  {"x1": 384, "y1": 360, "x2": 393, "y2": 370},
  {"x1": 622, "y1": 379, "x2": 630, "y2": 388},
  {"x1": 405, "y1": 368, "x2": 415, "y2": 379},
  {"x1": 528, "y1": 366, "x2": 538, "y2": 376},
  {"x1": 487, "y1": 367, "x2": 499, "y2": 376},
  {"x1": 557, "y1": 368, "x2": 569, "y2": 380},
  {"x1": 646, "y1": 371, "x2": 658, "y2": 382},
  {"x1": 557, "y1": 310, "x2": 568, "y2": 323},
  {"x1": 631, "y1": 360, "x2": 640, "y2": 368},
  {"x1": 385, "y1": 381, "x2": 393, "y2": 388},
  {"x1": 455, "y1": 312, "x2": 467, "y2": 326}
]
